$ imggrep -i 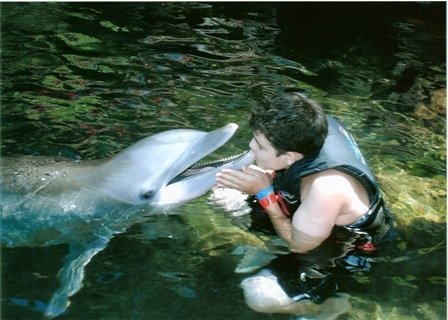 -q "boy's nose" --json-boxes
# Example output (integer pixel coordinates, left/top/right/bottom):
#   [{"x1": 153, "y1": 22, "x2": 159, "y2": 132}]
[{"x1": 249, "y1": 138, "x2": 257, "y2": 150}]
